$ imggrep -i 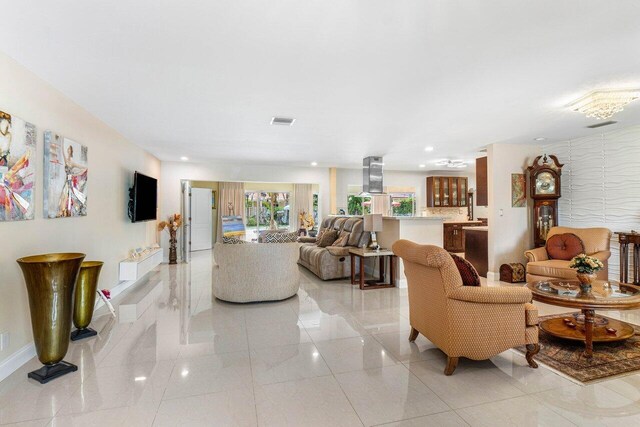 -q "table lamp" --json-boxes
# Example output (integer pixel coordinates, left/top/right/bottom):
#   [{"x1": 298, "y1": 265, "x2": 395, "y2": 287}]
[{"x1": 364, "y1": 214, "x2": 383, "y2": 251}]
